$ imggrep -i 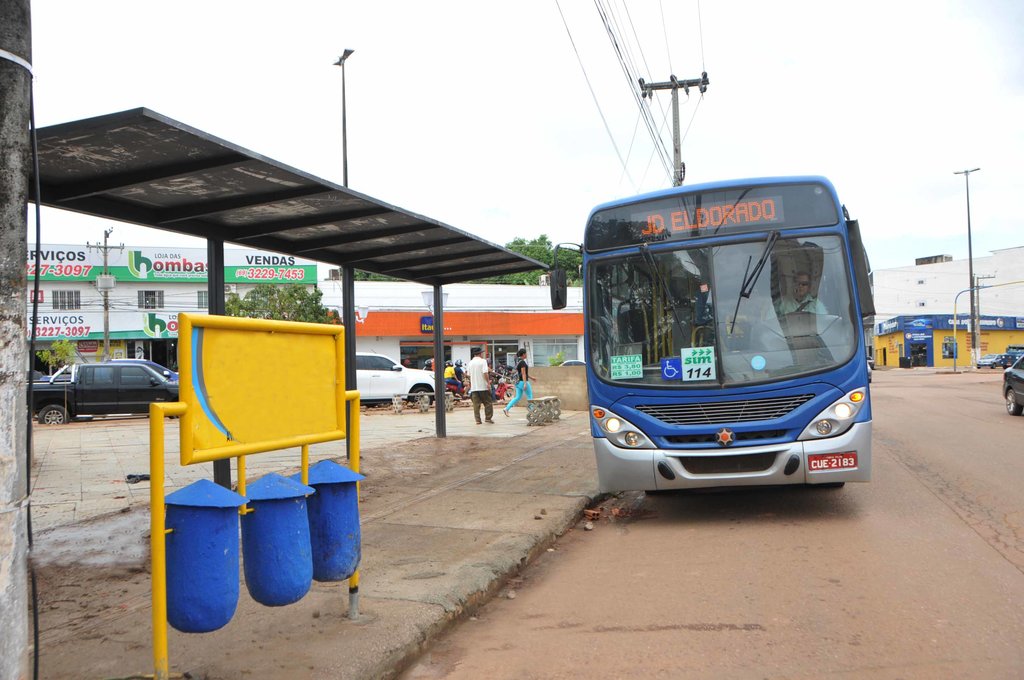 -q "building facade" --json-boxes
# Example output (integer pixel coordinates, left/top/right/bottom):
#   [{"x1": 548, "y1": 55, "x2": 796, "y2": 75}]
[
  {"x1": 871, "y1": 245, "x2": 1024, "y2": 367},
  {"x1": 26, "y1": 244, "x2": 318, "y2": 370},
  {"x1": 317, "y1": 280, "x2": 584, "y2": 370},
  {"x1": 26, "y1": 244, "x2": 585, "y2": 374}
]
